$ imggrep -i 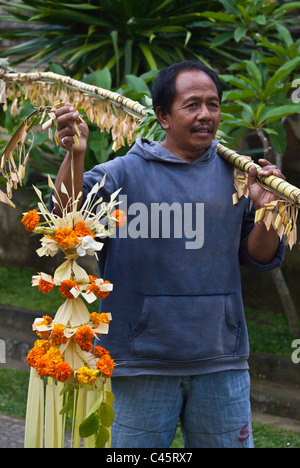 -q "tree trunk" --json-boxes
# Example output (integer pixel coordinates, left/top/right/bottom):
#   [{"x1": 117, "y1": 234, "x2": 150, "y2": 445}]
[
  {"x1": 257, "y1": 131, "x2": 299, "y2": 336},
  {"x1": 270, "y1": 268, "x2": 299, "y2": 336}
]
